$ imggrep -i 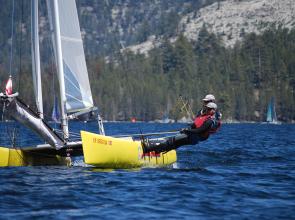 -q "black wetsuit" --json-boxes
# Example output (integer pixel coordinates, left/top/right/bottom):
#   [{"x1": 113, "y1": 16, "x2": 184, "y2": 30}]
[{"x1": 143, "y1": 118, "x2": 214, "y2": 153}]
